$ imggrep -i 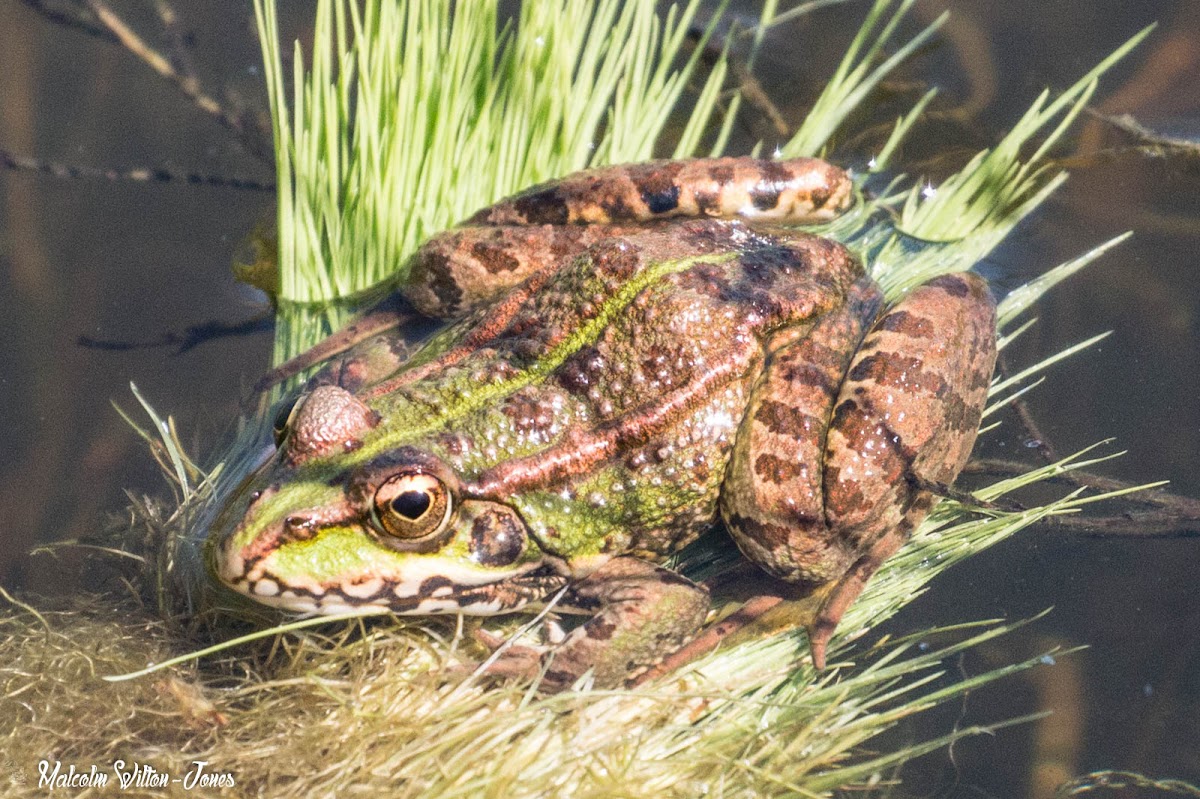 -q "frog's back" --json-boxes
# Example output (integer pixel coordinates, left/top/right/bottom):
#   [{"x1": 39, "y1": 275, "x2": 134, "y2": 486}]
[
  {"x1": 532, "y1": 220, "x2": 863, "y2": 425},
  {"x1": 373, "y1": 219, "x2": 863, "y2": 560}
]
